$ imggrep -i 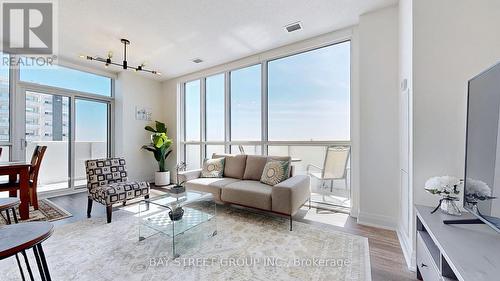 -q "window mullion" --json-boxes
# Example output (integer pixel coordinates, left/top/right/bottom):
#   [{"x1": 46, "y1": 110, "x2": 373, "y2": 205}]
[
  {"x1": 200, "y1": 78, "x2": 206, "y2": 161},
  {"x1": 261, "y1": 61, "x2": 268, "y2": 156},
  {"x1": 224, "y1": 72, "x2": 231, "y2": 154}
]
